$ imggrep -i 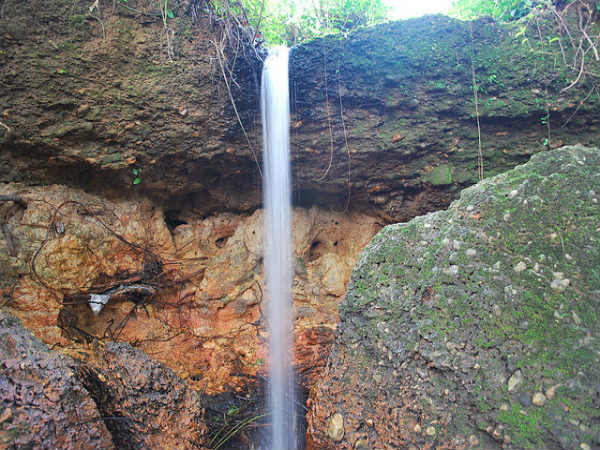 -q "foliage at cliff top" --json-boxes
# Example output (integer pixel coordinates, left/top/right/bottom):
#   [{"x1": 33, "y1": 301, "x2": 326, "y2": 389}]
[
  {"x1": 219, "y1": 0, "x2": 599, "y2": 45},
  {"x1": 216, "y1": 0, "x2": 387, "y2": 45},
  {"x1": 452, "y1": 0, "x2": 600, "y2": 20}
]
